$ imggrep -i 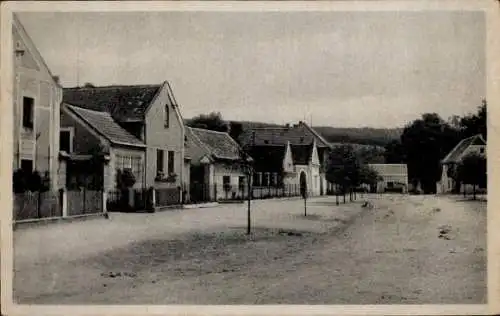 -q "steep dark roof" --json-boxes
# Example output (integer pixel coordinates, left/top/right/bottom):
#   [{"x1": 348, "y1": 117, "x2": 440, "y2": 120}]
[
  {"x1": 63, "y1": 84, "x2": 162, "y2": 121},
  {"x1": 186, "y1": 127, "x2": 243, "y2": 161},
  {"x1": 291, "y1": 143, "x2": 314, "y2": 165},
  {"x1": 442, "y1": 134, "x2": 486, "y2": 164},
  {"x1": 64, "y1": 103, "x2": 145, "y2": 148},
  {"x1": 246, "y1": 145, "x2": 286, "y2": 172},
  {"x1": 239, "y1": 122, "x2": 330, "y2": 148}
]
